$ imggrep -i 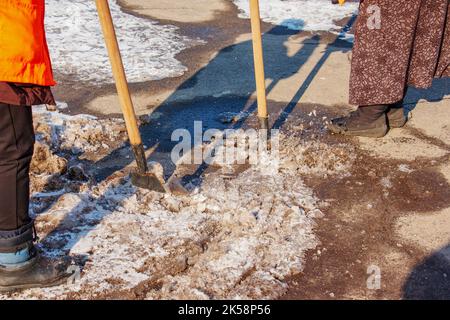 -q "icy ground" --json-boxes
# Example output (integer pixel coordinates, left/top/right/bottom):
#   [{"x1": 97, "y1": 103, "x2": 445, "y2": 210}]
[
  {"x1": 233, "y1": 0, "x2": 358, "y2": 32},
  {"x1": 1, "y1": 106, "x2": 355, "y2": 300},
  {"x1": 45, "y1": 0, "x2": 197, "y2": 84}
]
